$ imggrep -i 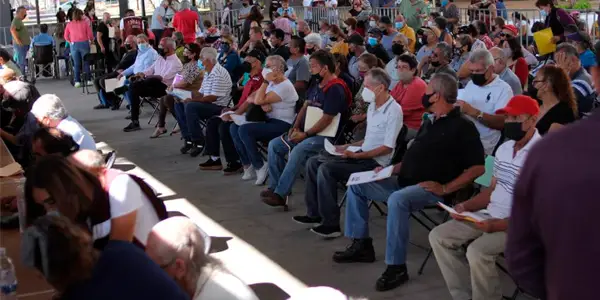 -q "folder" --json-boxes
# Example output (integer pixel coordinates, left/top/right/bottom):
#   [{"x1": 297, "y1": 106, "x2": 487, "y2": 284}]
[
  {"x1": 304, "y1": 106, "x2": 340, "y2": 137},
  {"x1": 533, "y1": 28, "x2": 556, "y2": 56}
]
